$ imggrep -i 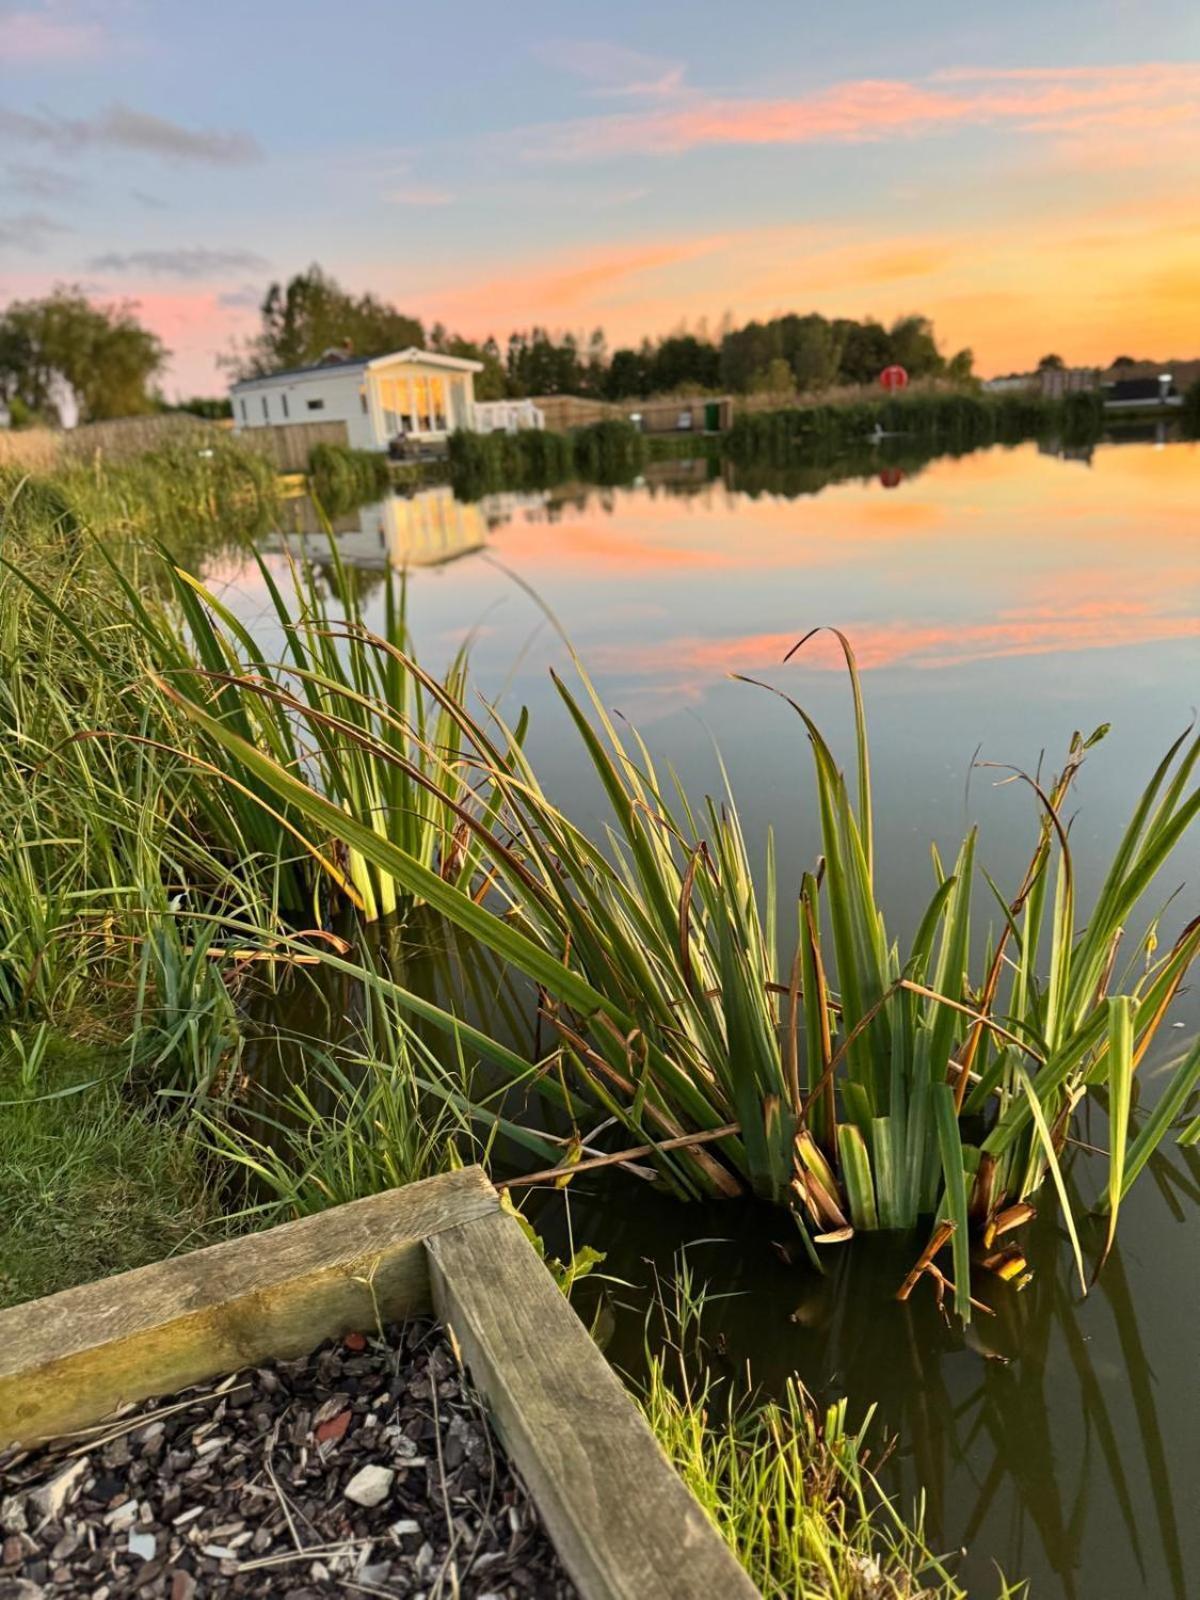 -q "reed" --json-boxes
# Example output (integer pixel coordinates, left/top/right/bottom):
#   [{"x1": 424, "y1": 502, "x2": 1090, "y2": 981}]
[
  {"x1": 639, "y1": 1266, "x2": 1024, "y2": 1599},
  {"x1": 724, "y1": 391, "x2": 1104, "y2": 464},
  {"x1": 307, "y1": 441, "x2": 391, "y2": 512},
  {"x1": 446, "y1": 419, "x2": 646, "y2": 497},
  {"x1": 157, "y1": 599, "x2": 1200, "y2": 1316}
]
